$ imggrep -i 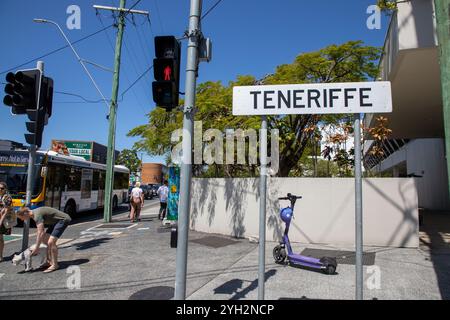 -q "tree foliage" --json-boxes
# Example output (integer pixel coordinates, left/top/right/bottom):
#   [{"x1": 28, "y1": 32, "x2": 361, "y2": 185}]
[
  {"x1": 376, "y1": 0, "x2": 398, "y2": 12},
  {"x1": 128, "y1": 41, "x2": 381, "y2": 177},
  {"x1": 116, "y1": 149, "x2": 141, "y2": 174}
]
